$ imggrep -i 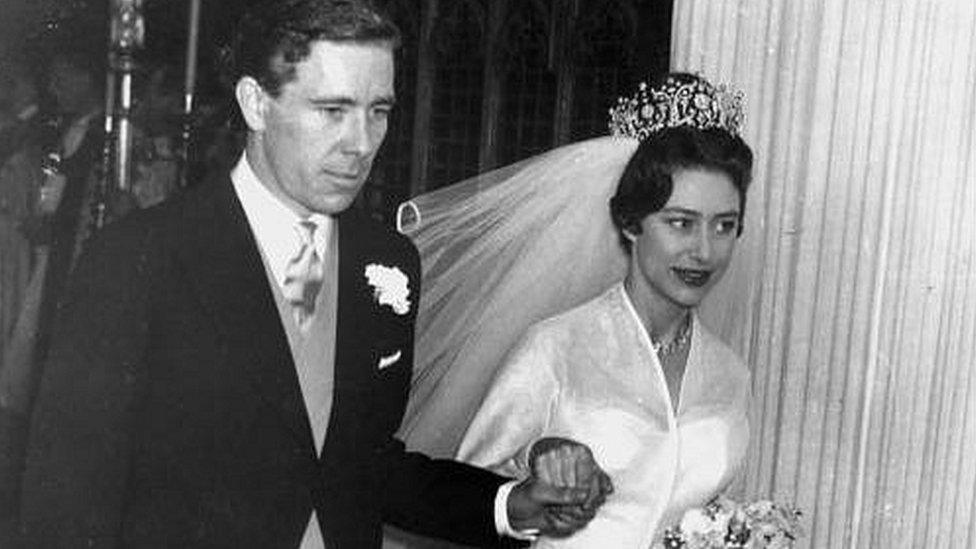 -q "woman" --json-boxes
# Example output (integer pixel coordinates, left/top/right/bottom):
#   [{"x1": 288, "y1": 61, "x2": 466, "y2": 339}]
[{"x1": 399, "y1": 73, "x2": 754, "y2": 547}]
